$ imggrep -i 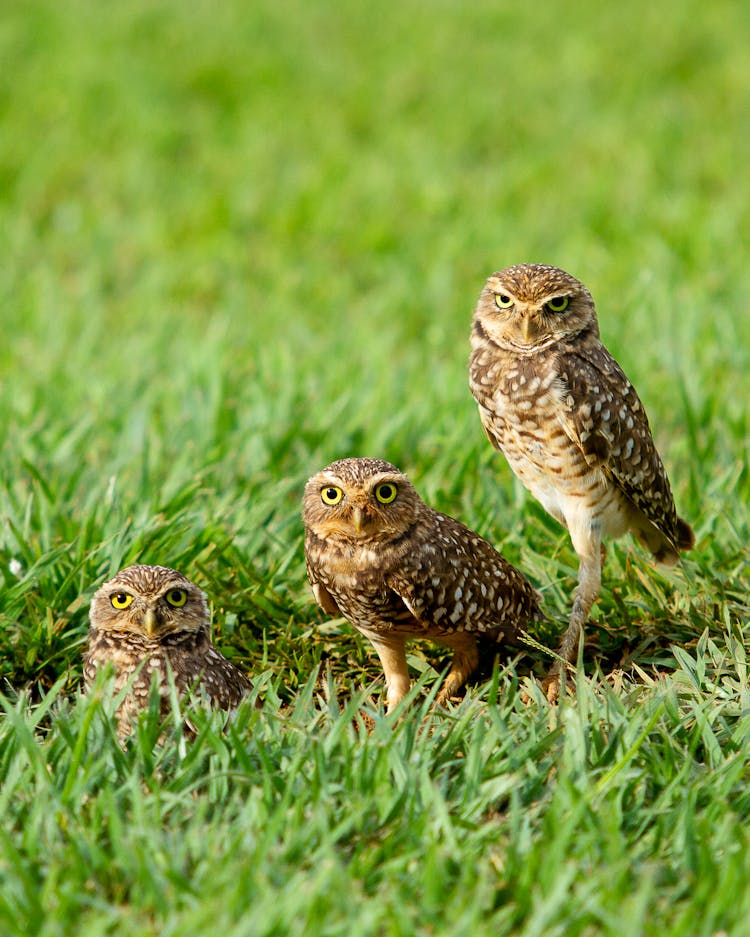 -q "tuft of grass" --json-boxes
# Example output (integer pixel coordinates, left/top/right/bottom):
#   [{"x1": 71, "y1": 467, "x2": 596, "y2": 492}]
[
  {"x1": 1, "y1": 0, "x2": 749, "y2": 933},
  {"x1": 3, "y1": 659, "x2": 750, "y2": 936}
]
